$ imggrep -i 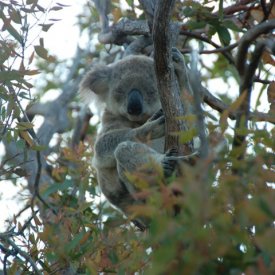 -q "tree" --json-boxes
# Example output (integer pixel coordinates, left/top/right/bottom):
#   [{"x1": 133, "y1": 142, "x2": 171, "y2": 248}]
[{"x1": 0, "y1": 0, "x2": 274, "y2": 274}]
